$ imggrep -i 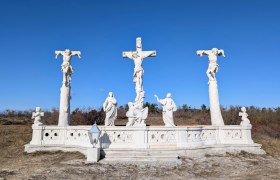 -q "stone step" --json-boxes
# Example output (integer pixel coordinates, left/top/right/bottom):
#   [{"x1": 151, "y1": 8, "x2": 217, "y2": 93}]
[{"x1": 101, "y1": 149, "x2": 180, "y2": 161}]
